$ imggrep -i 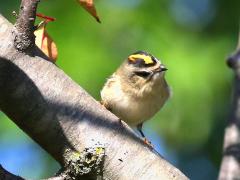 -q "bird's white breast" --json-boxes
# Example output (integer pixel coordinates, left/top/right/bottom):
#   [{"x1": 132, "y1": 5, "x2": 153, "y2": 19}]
[{"x1": 101, "y1": 75, "x2": 169, "y2": 126}]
